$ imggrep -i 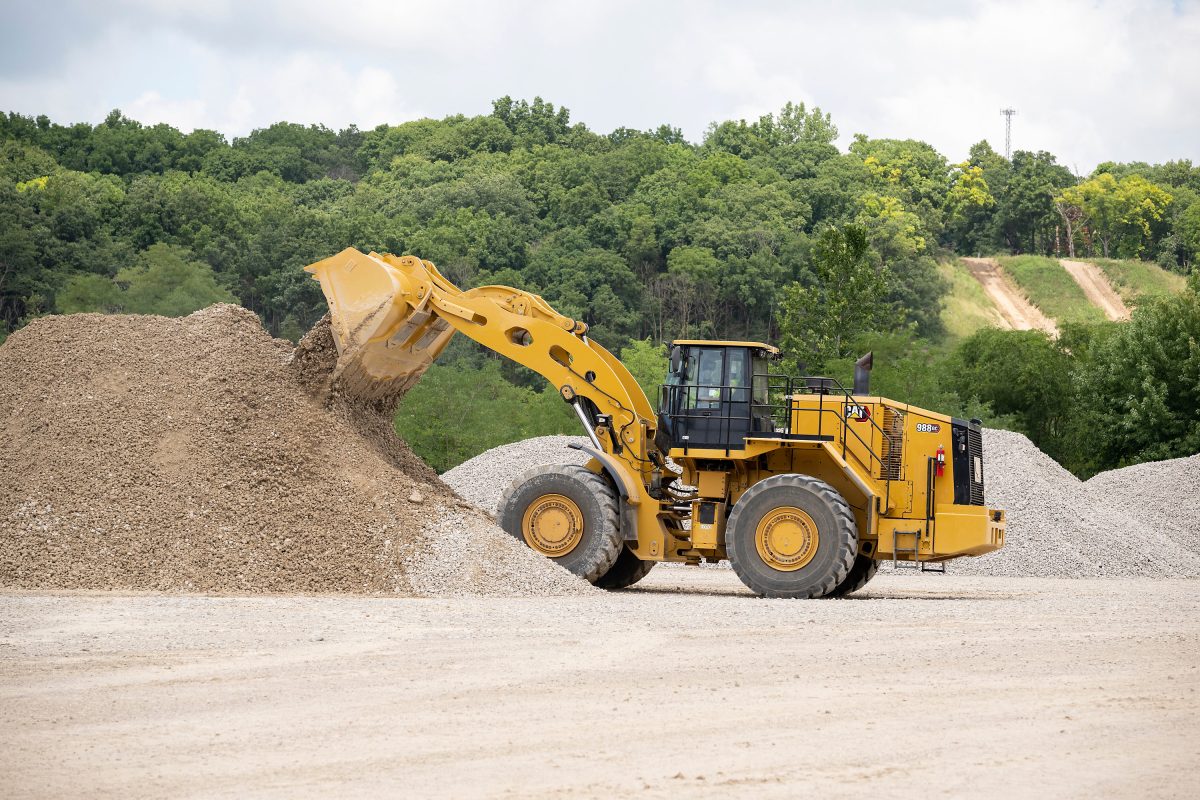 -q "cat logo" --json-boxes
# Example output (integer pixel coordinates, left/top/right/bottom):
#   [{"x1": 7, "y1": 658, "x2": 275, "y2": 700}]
[{"x1": 845, "y1": 404, "x2": 871, "y2": 422}]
